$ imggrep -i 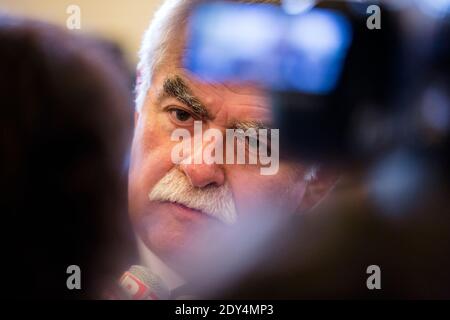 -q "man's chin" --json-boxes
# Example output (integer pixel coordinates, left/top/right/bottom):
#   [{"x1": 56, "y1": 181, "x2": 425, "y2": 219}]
[
  {"x1": 140, "y1": 223, "x2": 212, "y2": 277},
  {"x1": 144, "y1": 230, "x2": 188, "y2": 258},
  {"x1": 137, "y1": 202, "x2": 215, "y2": 257}
]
